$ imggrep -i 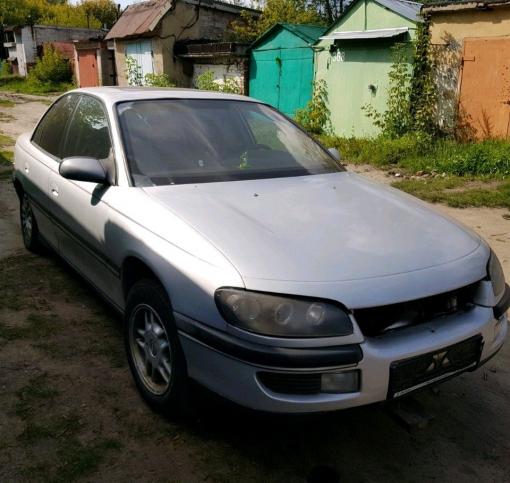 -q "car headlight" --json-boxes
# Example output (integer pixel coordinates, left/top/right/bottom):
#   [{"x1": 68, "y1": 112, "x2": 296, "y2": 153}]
[
  {"x1": 215, "y1": 288, "x2": 353, "y2": 337},
  {"x1": 488, "y1": 250, "x2": 506, "y2": 297}
]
